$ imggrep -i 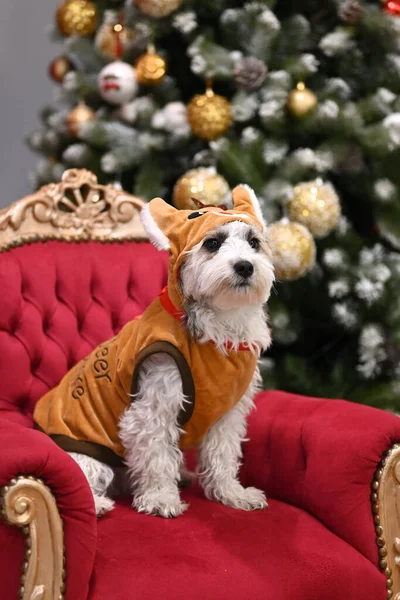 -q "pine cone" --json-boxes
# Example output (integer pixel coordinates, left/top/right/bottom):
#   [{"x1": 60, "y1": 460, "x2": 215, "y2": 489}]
[
  {"x1": 336, "y1": 145, "x2": 365, "y2": 175},
  {"x1": 234, "y1": 57, "x2": 268, "y2": 92},
  {"x1": 385, "y1": 339, "x2": 400, "y2": 365},
  {"x1": 338, "y1": 0, "x2": 364, "y2": 25}
]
